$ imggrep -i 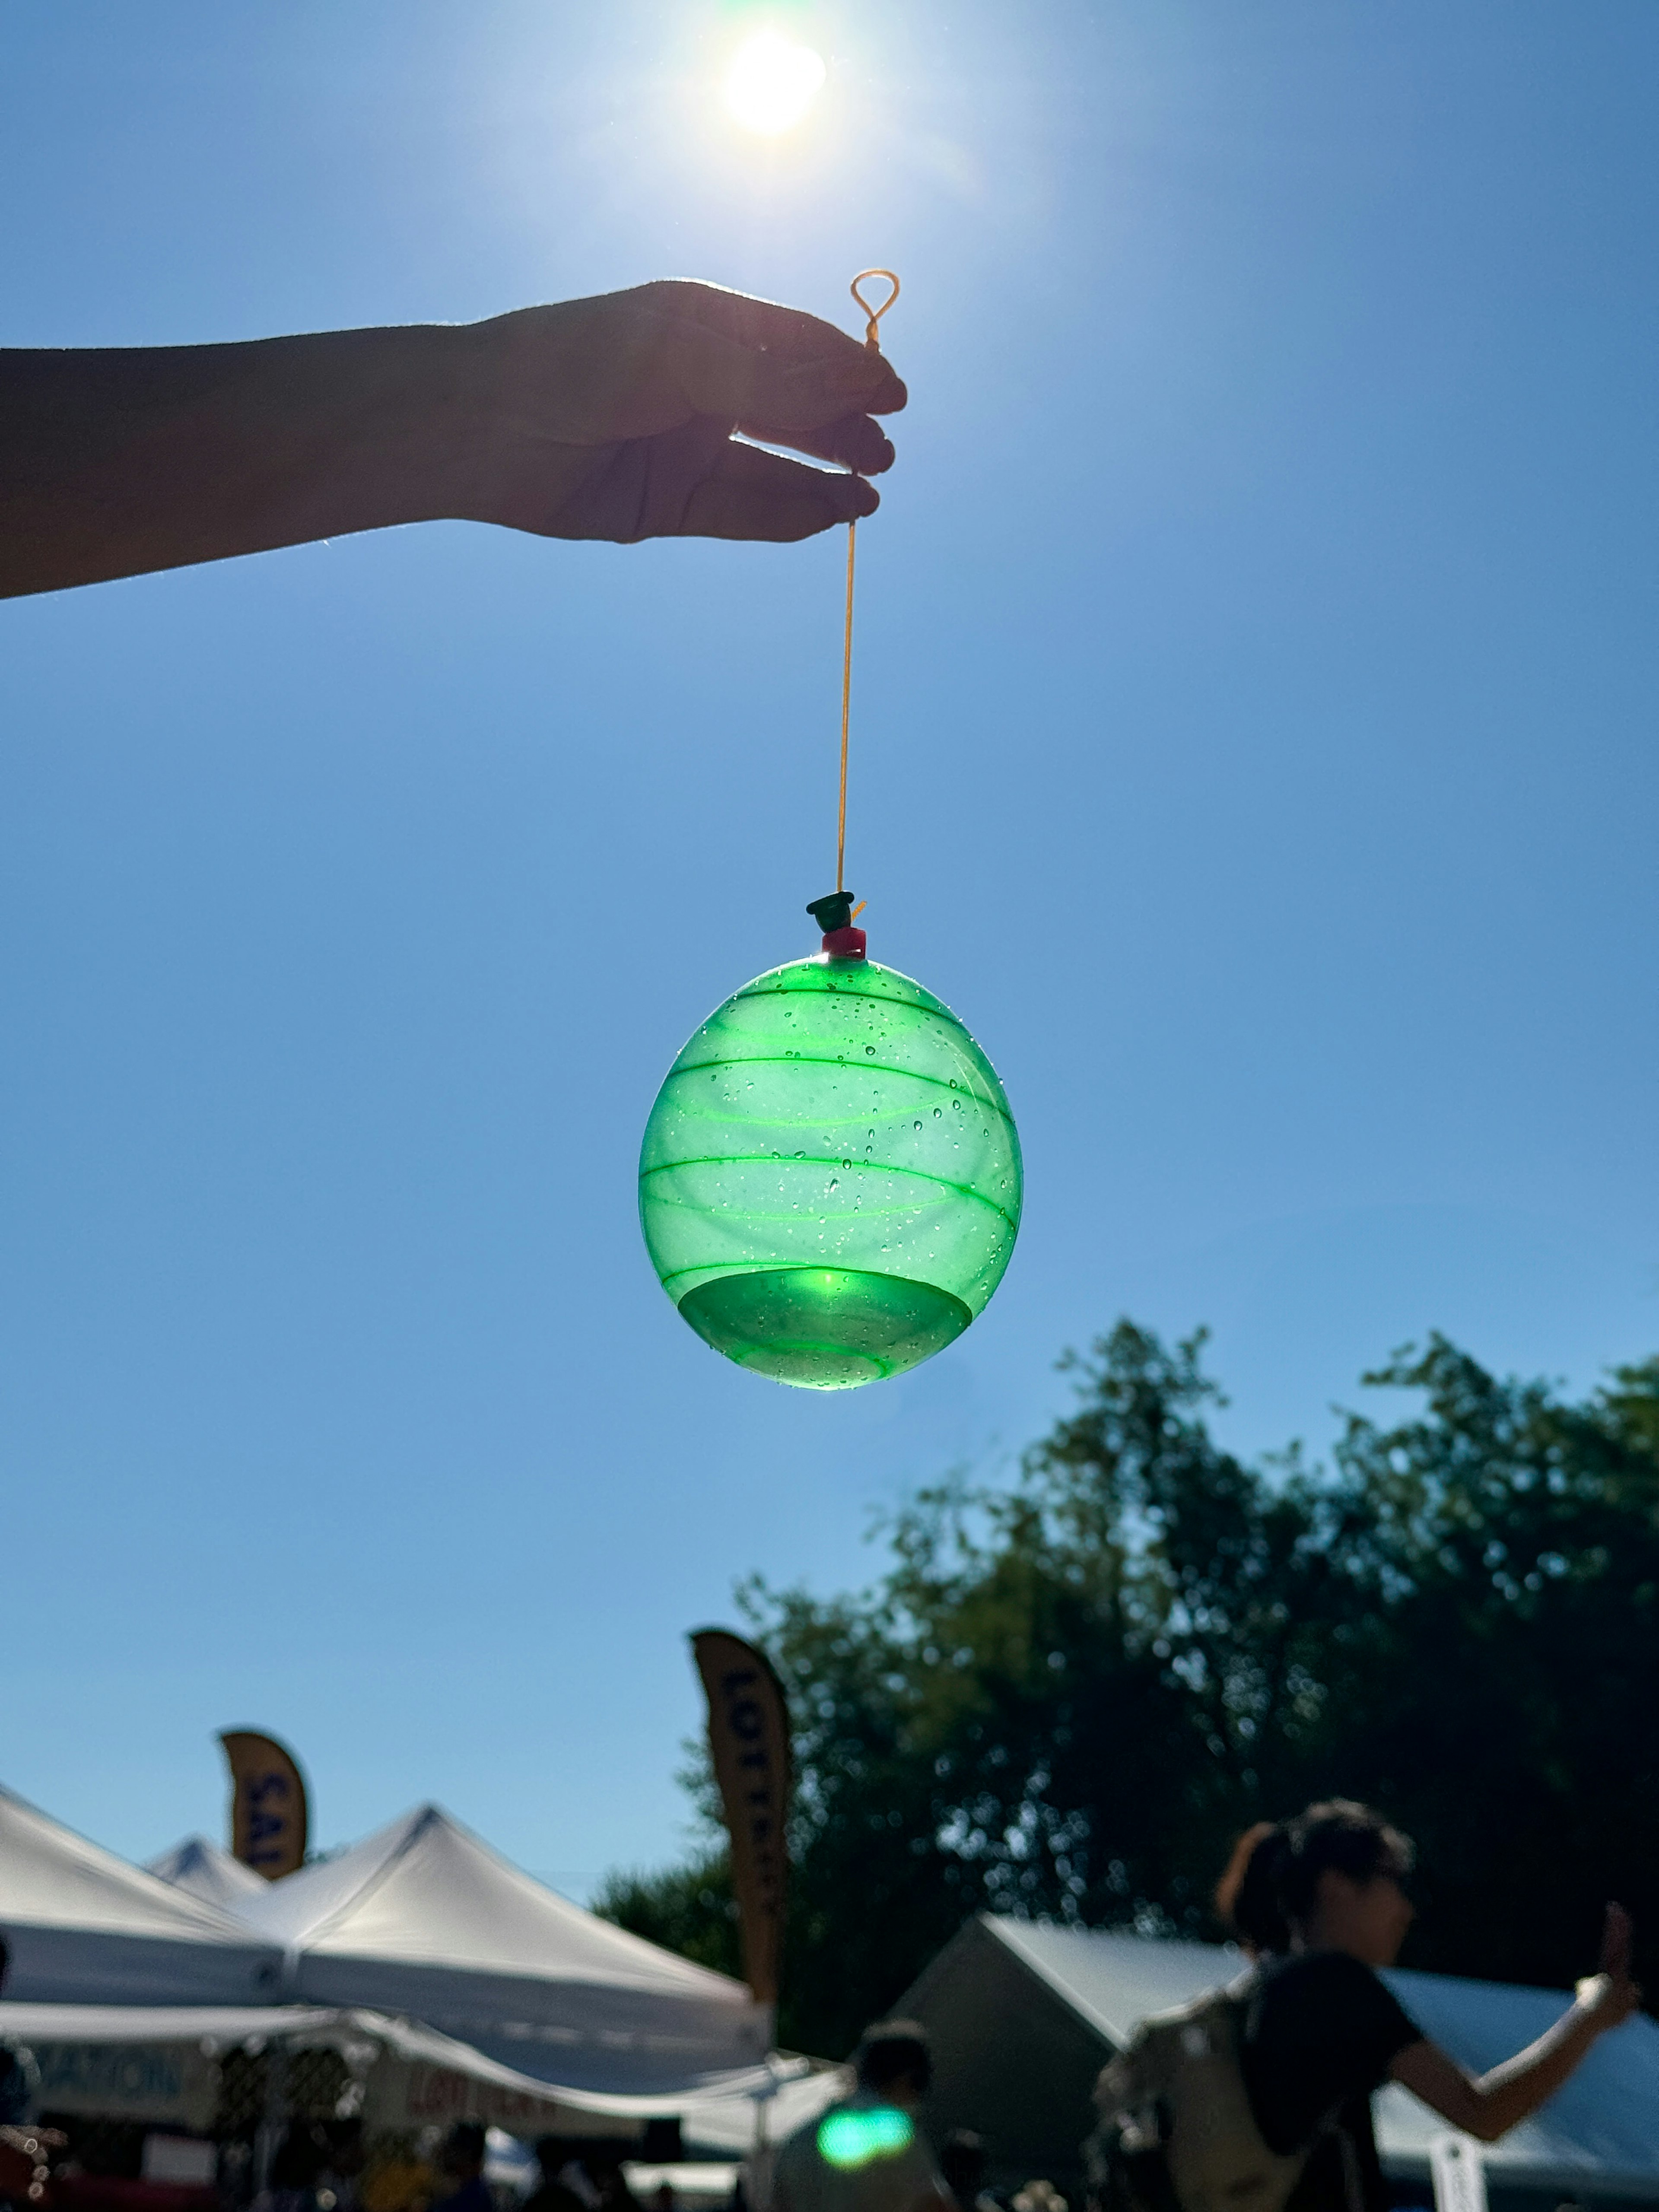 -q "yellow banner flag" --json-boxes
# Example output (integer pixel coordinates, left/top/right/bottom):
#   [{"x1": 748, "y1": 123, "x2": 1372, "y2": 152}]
[
  {"x1": 691, "y1": 1629, "x2": 790, "y2": 2007},
  {"x1": 219, "y1": 1729, "x2": 308, "y2": 1880}
]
